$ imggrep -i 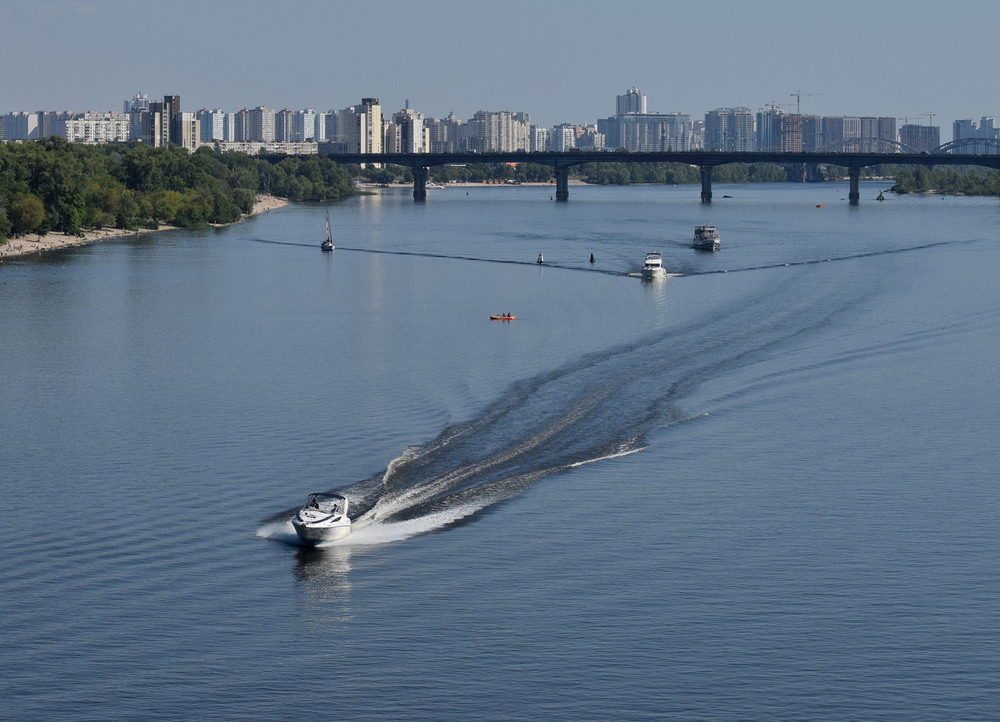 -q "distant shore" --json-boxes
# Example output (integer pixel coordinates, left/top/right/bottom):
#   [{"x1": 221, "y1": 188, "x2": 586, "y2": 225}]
[
  {"x1": 354, "y1": 180, "x2": 589, "y2": 190},
  {"x1": 0, "y1": 194, "x2": 290, "y2": 262}
]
